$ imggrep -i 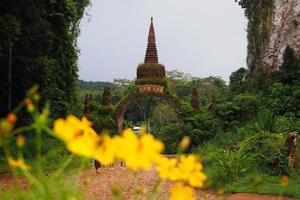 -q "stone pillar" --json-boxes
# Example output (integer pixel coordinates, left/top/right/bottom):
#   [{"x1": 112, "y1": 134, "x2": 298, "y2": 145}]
[
  {"x1": 286, "y1": 132, "x2": 297, "y2": 169},
  {"x1": 83, "y1": 94, "x2": 93, "y2": 117},
  {"x1": 191, "y1": 88, "x2": 200, "y2": 113}
]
